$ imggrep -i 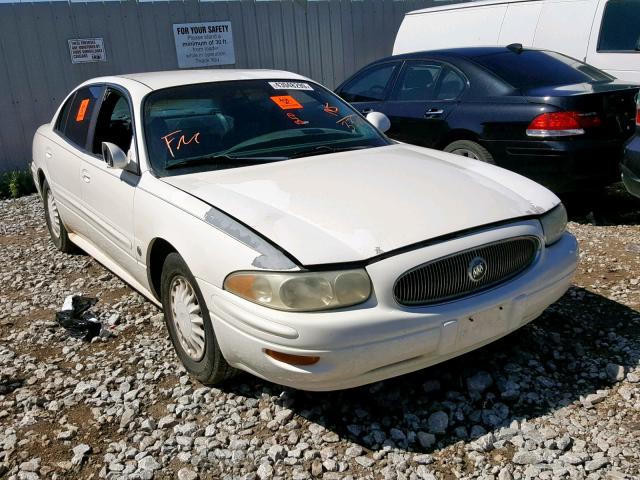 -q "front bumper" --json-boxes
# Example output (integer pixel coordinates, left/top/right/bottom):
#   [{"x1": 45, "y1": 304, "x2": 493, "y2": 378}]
[
  {"x1": 484, "y1": 138, "x2": 625, "y2": 193},
  {"x1": 198, "y1": 221, "x2": 578, "y2": 391}
]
